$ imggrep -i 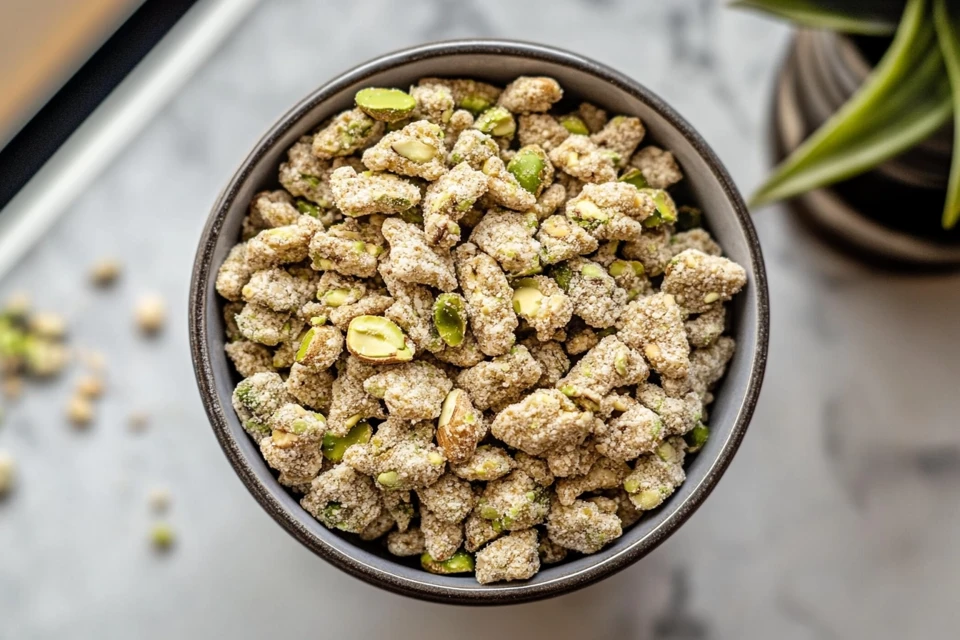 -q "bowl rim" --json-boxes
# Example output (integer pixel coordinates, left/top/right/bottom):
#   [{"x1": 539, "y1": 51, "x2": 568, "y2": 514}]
[{"x1": 189, "y1": 38, "x2": 769, "y2": 605}]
